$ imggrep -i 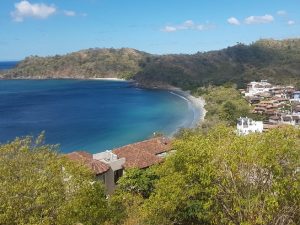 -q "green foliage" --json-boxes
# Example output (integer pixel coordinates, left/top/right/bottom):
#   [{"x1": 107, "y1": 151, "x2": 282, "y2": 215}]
[
  {"x1": 0, "y1": 134, "x2": 110, "y2": 225},
  {"x1": 140, "y1": 126, "x2": 300, "y2": 225},
  {"x1": 2, "y1": 48, "x2": 150, "y2": 80},
  {"x1": 117, "y1": 167, "x2": 159, "y2": 198},
  {"x1": 108, "y1": 192, "x2": 144, "y2": 225},
  {"x1": 135, "y1": 39, "x2": 300, "y2": 89},
  {"x1": 200, "y1": 86, "x2": 250, "y2": 127}
]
